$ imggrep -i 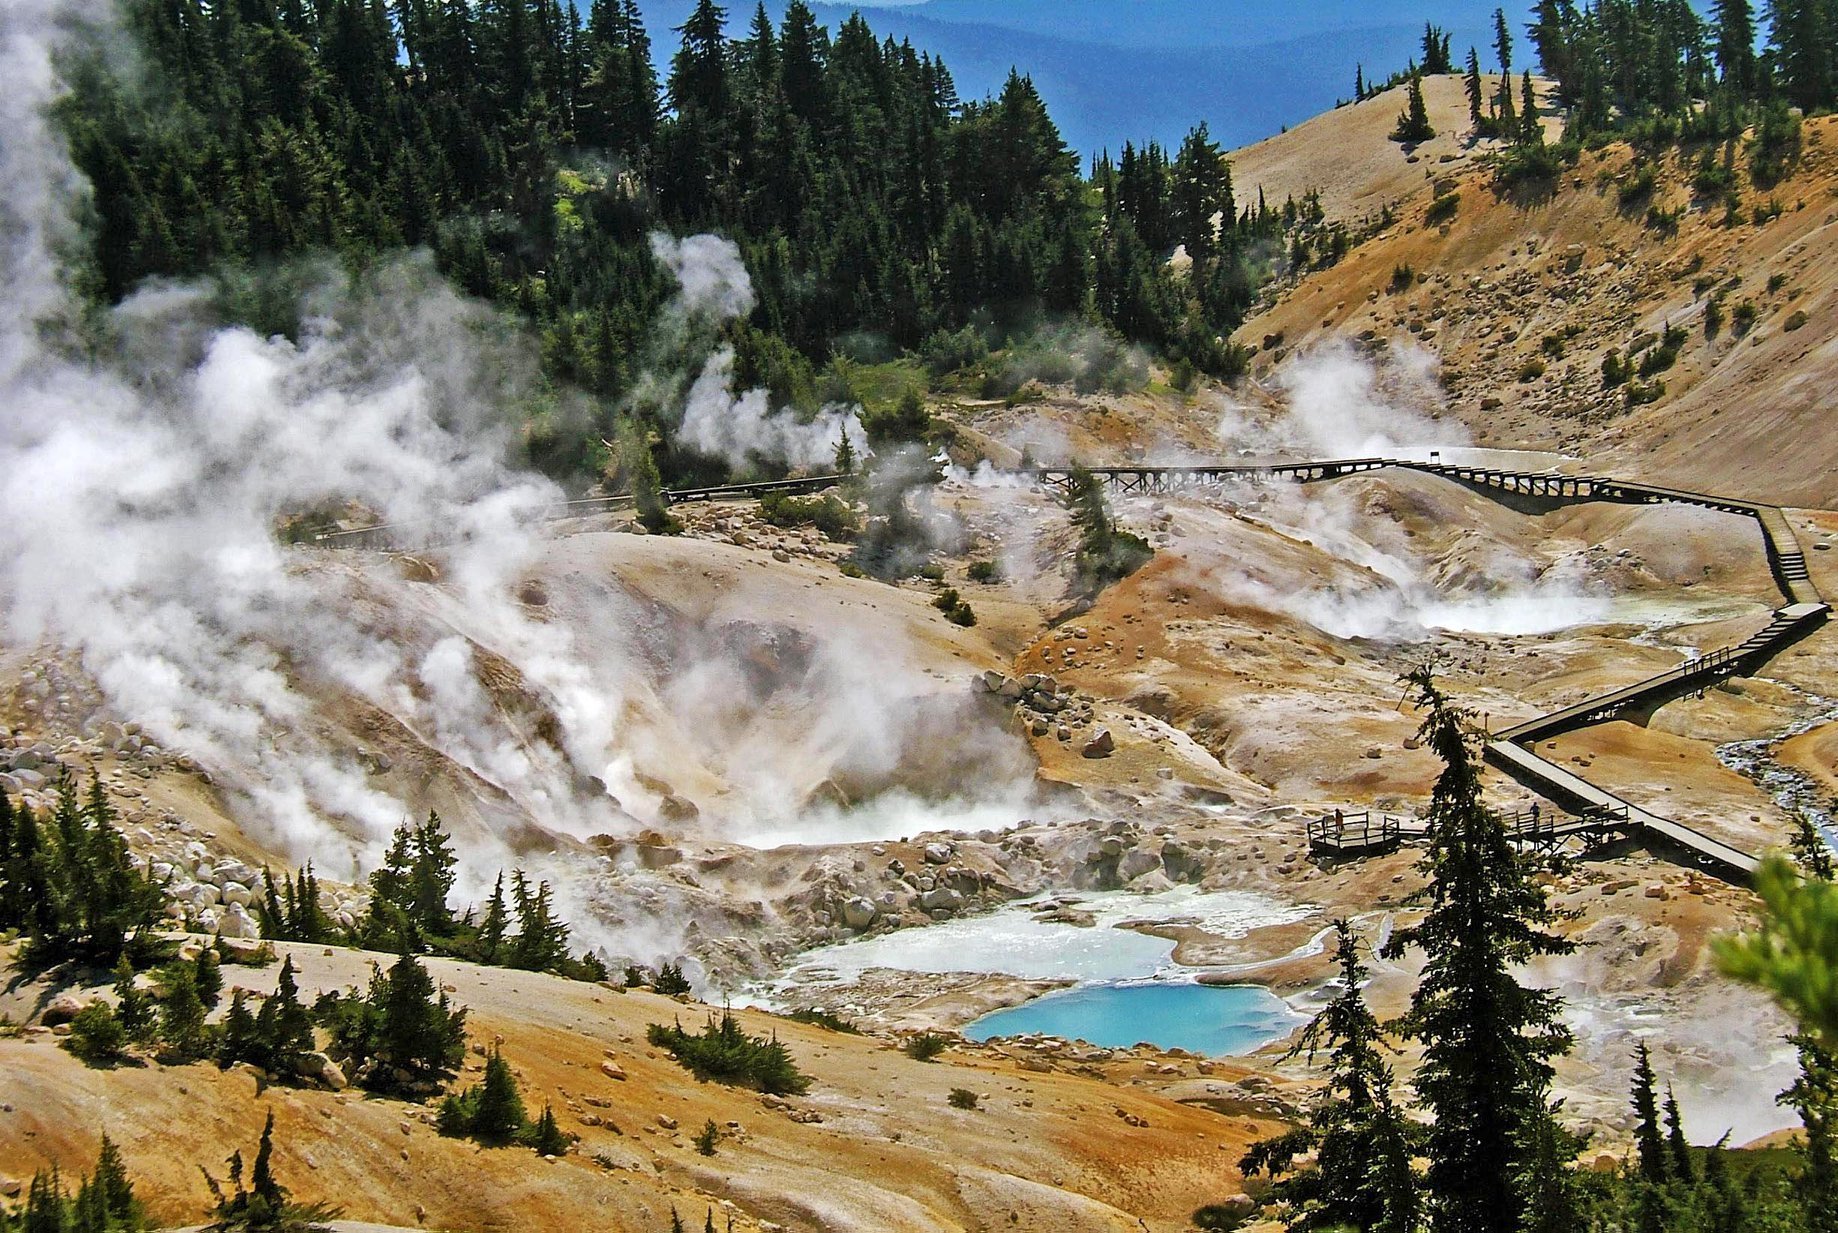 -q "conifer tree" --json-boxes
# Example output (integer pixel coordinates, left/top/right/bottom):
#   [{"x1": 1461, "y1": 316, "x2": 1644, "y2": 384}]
[
  {"x1": 1631, "y1": 1041, "x2": 1668, "y2": 1183},
  {"x1": 833, "y1": 427, "x2": 856, "y2": 477},
  {"x1": 323, "y1": 950, "x2": 466, "y2": 1096},
  {"x1": 158, "y1": 962, "x2": 210, "y2": 1060},
  {"x1": 1386, "y1": 666, "x2": 1575, "y2": 1233},
  {"x1": 619, "y1": 418, "x2": 672, "y2": 535},
  {"x1": 527, "y1": 1103, "x2": 569, "y2": 1156},
  {"x1": 1664, "y1": 1084, "x2": 1694, "y2": 1183},
  {"x1": 219, "y1": 988, "x2": 260, "y2": 1068},
  {"x1": 1392, "y1": 75, "x2": 1436, "y2": 144},
  {"x1": 194, "y1": 948, "x2": 223, "y2": 1011},
  {"x1": 0, "y1": 785, "x2": 15, "y2": 930},
  {"x1": 1465, "y1": 47, "x2": 1486, "y2": 129},
  {"x1": 507, "y1": 870, "x2": 570, "y2": 973},
  {"x1": 1519, "y1": 71, "x2": 1542, "y2": 144},
  {"x1": 441, "y1": 1046, "x2": 528, "y2": 1142},
  {"x1": 1241, "y1": 919, "x2": 1420, "y2": 1231},
  {"x1": 1712, "y1": 0, "x2": 1758, "y2": 94},
  {"x1": 478, "y1": 872, "x2": 510, "y2": 962},
  {"x1": 113, "y1": 953, "x2": 153, "y2": 1042}
]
